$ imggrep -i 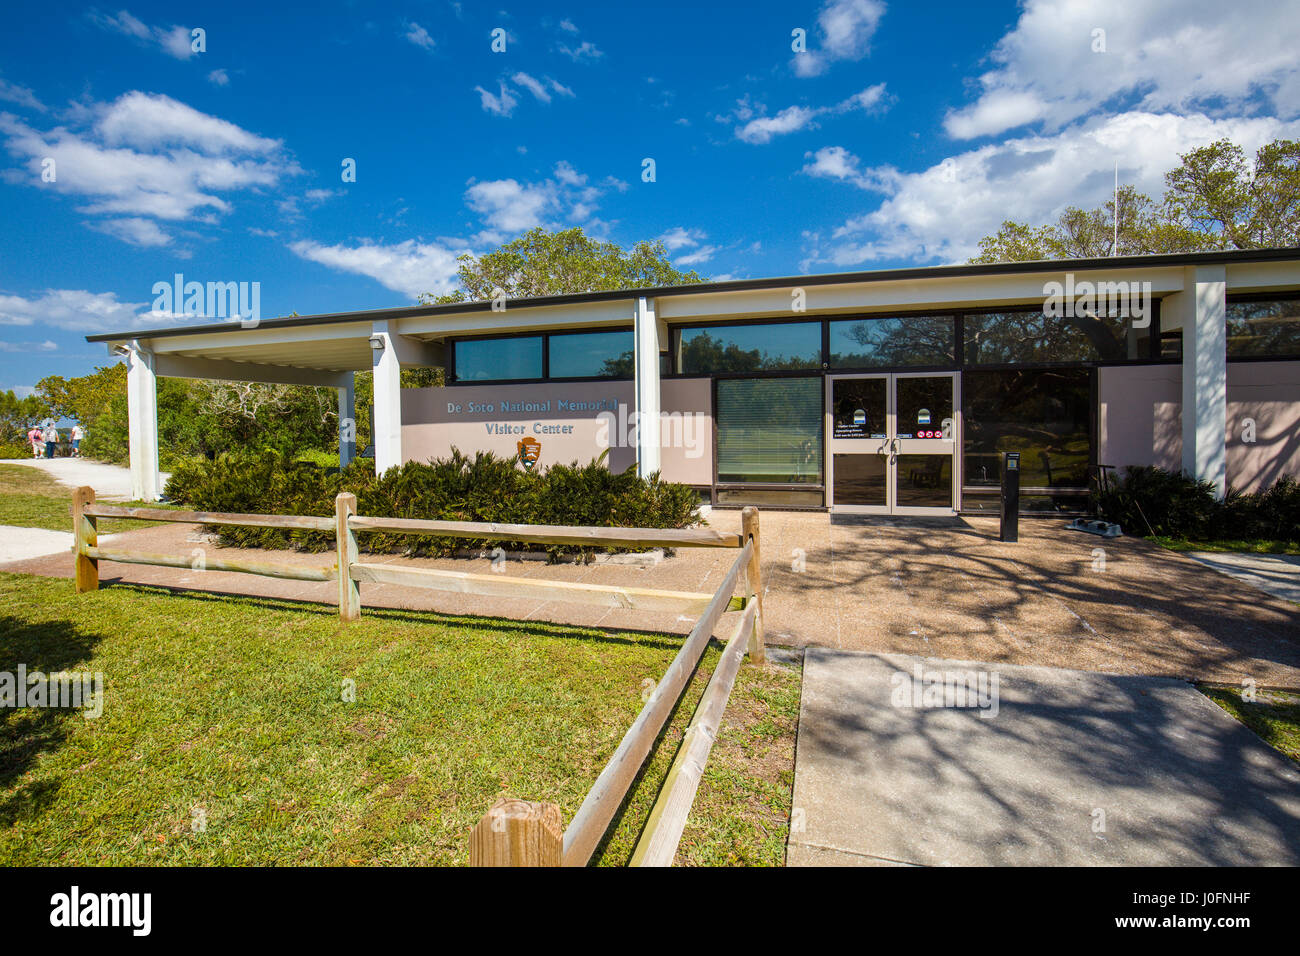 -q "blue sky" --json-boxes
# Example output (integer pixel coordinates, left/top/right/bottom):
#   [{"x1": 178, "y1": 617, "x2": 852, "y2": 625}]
[{"x1": 1, "y1": 0, "x2": 1298, "y2": 394}]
